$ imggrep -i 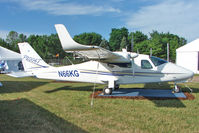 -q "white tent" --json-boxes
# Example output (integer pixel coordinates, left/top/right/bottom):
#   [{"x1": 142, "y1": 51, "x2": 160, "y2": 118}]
[
  {"x1": 0, "y1": 46, "x2": 22, "y2": 87},
  {"x1": 0, "y1": 46, "x2": 22, "y2": 72},
  {"x1": 176, "y1": 38, "x2": 199, "y2": 74}
]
